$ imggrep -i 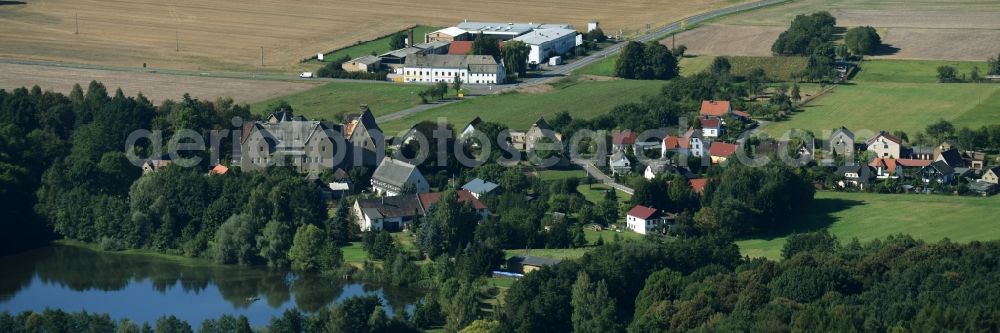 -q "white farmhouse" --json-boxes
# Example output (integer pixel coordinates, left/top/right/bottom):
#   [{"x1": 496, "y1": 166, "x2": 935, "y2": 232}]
[
  {"x1": 513, "y1": 28, "x2": 580, "y2": 65},
  {"x1": 626, "y1": 205, "x2": 664, "y2": 235},
  {"x1": 397, "y1": 54, "x2": 505, "y2": 84}
]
